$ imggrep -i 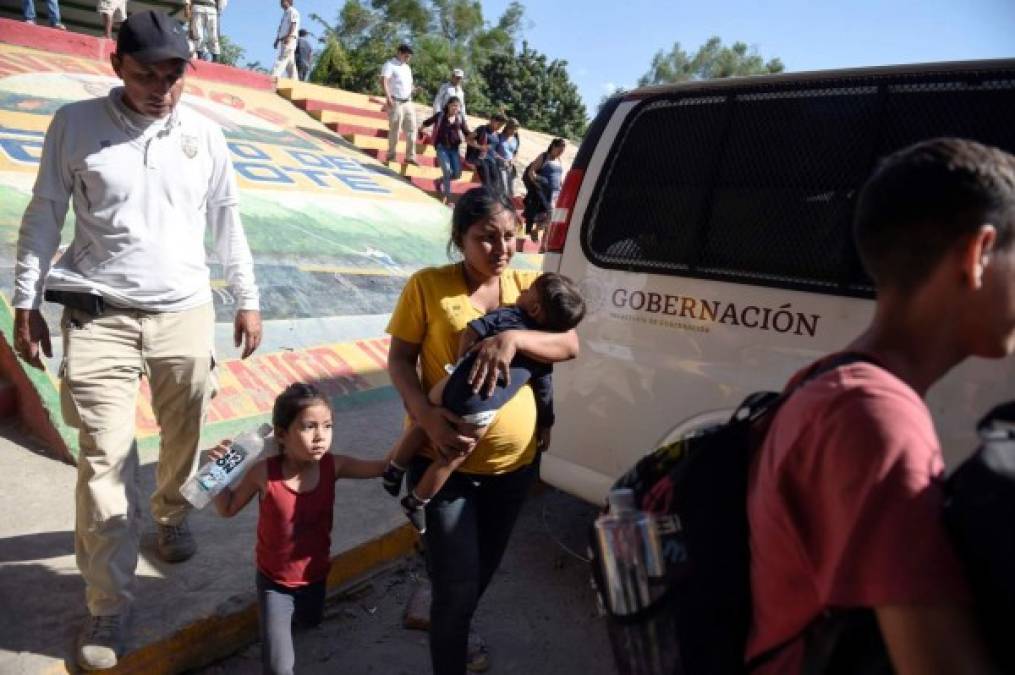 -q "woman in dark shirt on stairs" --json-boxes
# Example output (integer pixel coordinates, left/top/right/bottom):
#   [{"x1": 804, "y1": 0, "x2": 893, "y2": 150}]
[{"x1": 420, "y1": 96, "x2": 471, "y2": 204}]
